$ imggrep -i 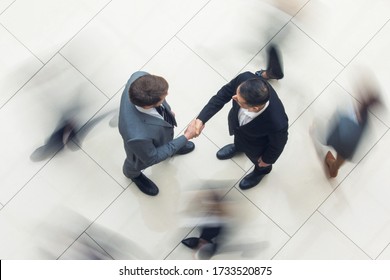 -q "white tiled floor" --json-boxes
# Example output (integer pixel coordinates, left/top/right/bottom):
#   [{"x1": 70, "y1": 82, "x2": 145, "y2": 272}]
[{"x1": 0, "y1": 0, "x2": 389, "y2": 260}]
